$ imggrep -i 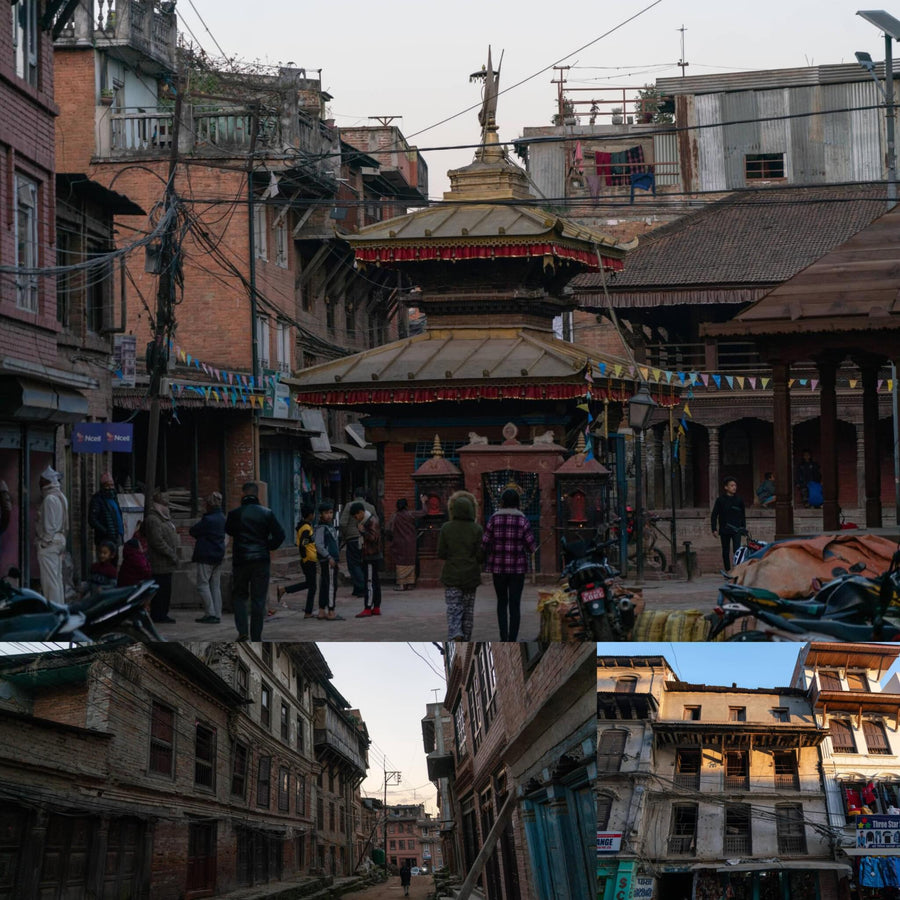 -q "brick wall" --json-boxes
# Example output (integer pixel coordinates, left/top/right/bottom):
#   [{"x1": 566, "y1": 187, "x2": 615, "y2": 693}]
[{"x1": 54, "y1": 48, "x2": 97, "y2": 172}]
